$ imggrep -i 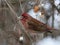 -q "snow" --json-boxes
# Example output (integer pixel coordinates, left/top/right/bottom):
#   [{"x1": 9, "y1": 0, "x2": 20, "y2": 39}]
[
  {"x1": 36, "y1": 36, "x2": 60, "y2": 45},
  {"x1": 43, "y1": 3, "x2": 52, "y2": 10},
  {"x1": 19, "y1": 36, "x2": 24, "y2": 41},
  {"x1": 54, "y1": 0, "x2": 60, "y2": 6},
  {"x1": 27, "y1": 9, "x2": 46, "y2": 23}
]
